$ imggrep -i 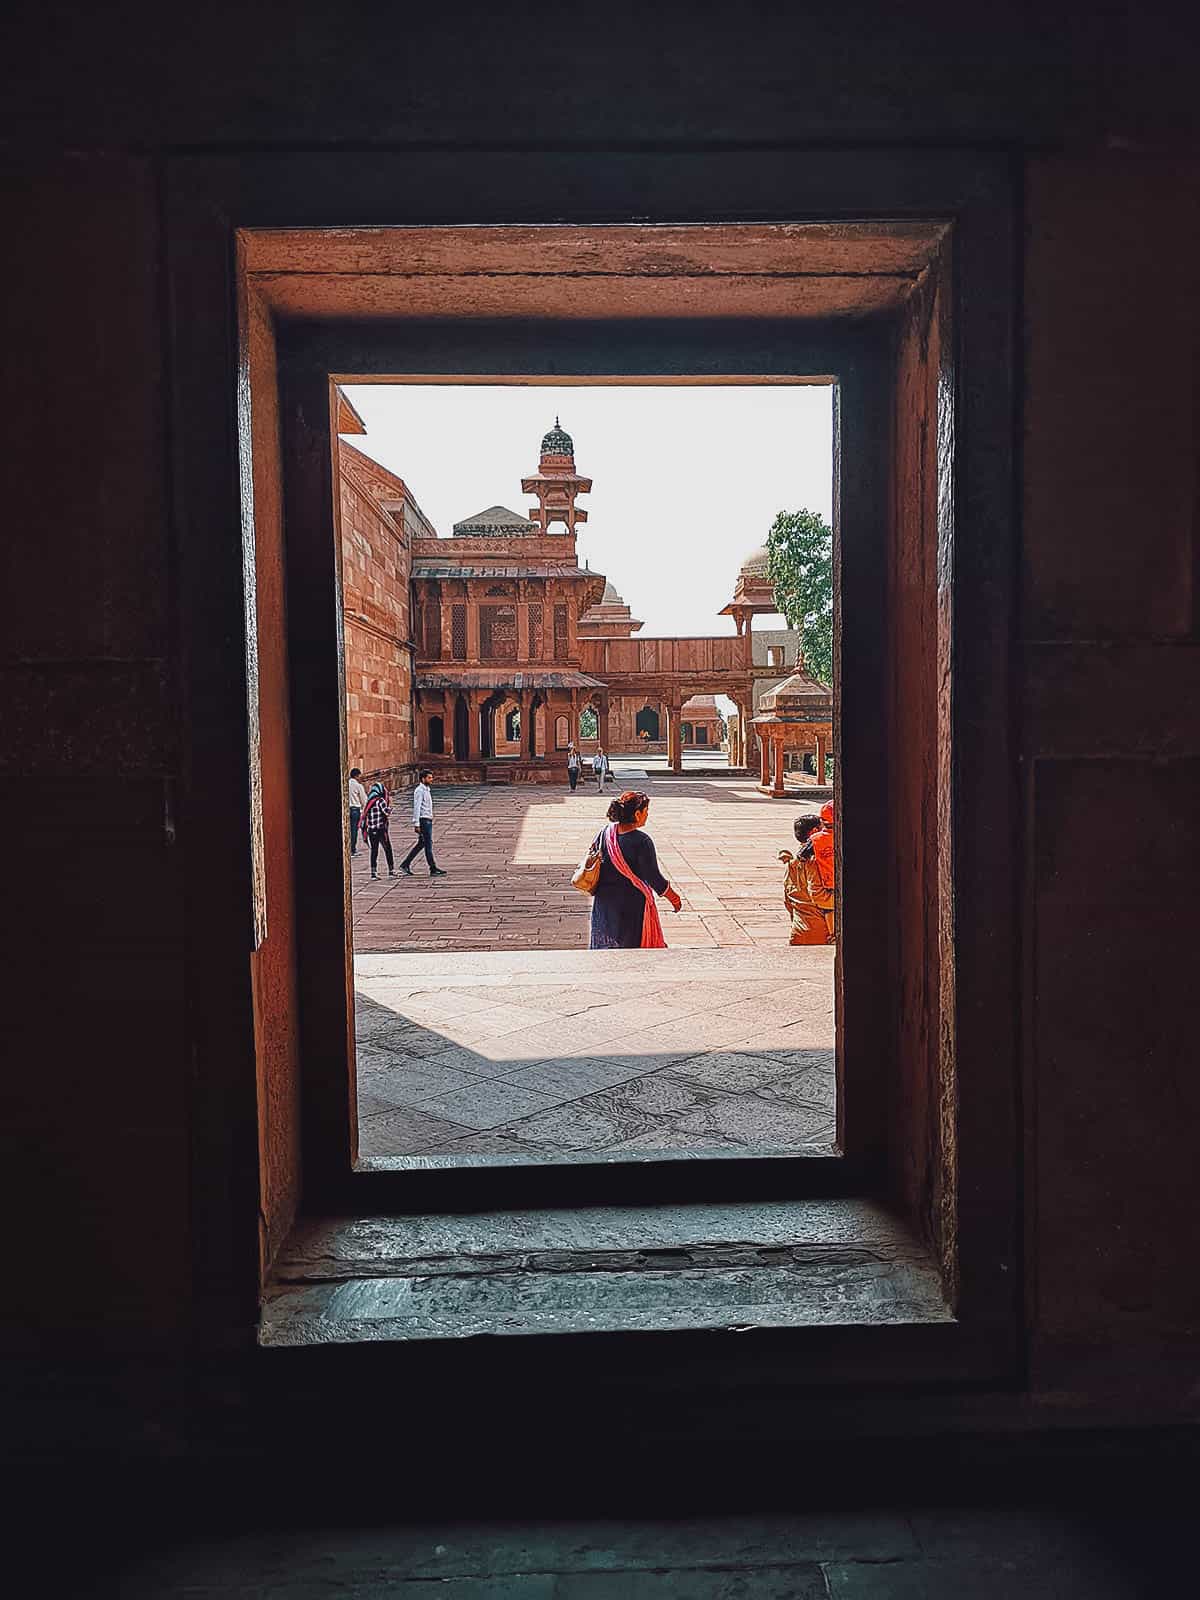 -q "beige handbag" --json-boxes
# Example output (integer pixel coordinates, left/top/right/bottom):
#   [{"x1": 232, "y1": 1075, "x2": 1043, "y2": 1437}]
[{"x1": 571, "y1": 832, "x2": 604, "y2": 895}]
